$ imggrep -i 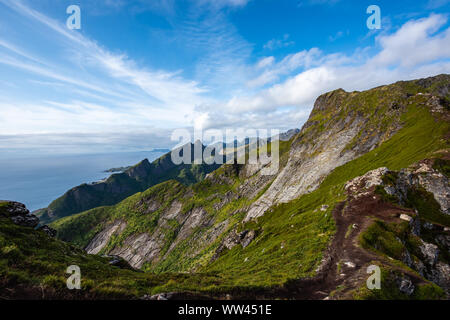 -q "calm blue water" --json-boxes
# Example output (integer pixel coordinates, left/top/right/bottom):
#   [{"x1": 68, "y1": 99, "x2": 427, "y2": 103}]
[{"x1": 0, "y1": 151, "x2": 166, "y2": 212}]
